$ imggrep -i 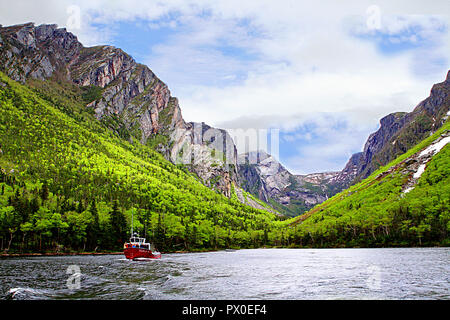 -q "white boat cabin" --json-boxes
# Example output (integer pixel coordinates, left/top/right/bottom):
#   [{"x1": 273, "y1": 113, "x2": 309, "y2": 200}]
[{"x1": 126, "y1": 233, "x2": 152, "y2": 250}]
